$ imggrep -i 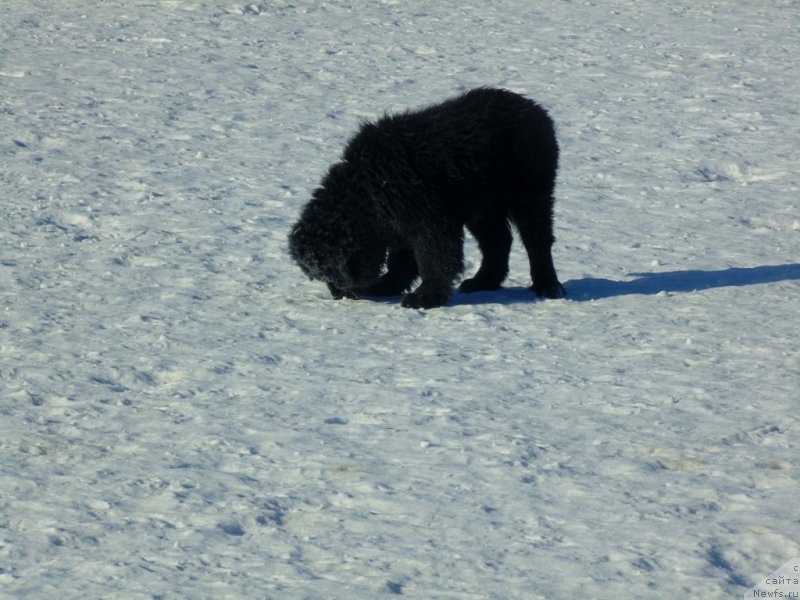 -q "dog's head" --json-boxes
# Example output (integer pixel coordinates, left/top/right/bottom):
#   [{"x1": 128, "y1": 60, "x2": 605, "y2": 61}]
[{"x1": 288, "y1": 166, "x2": 386, "y2": 294}]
